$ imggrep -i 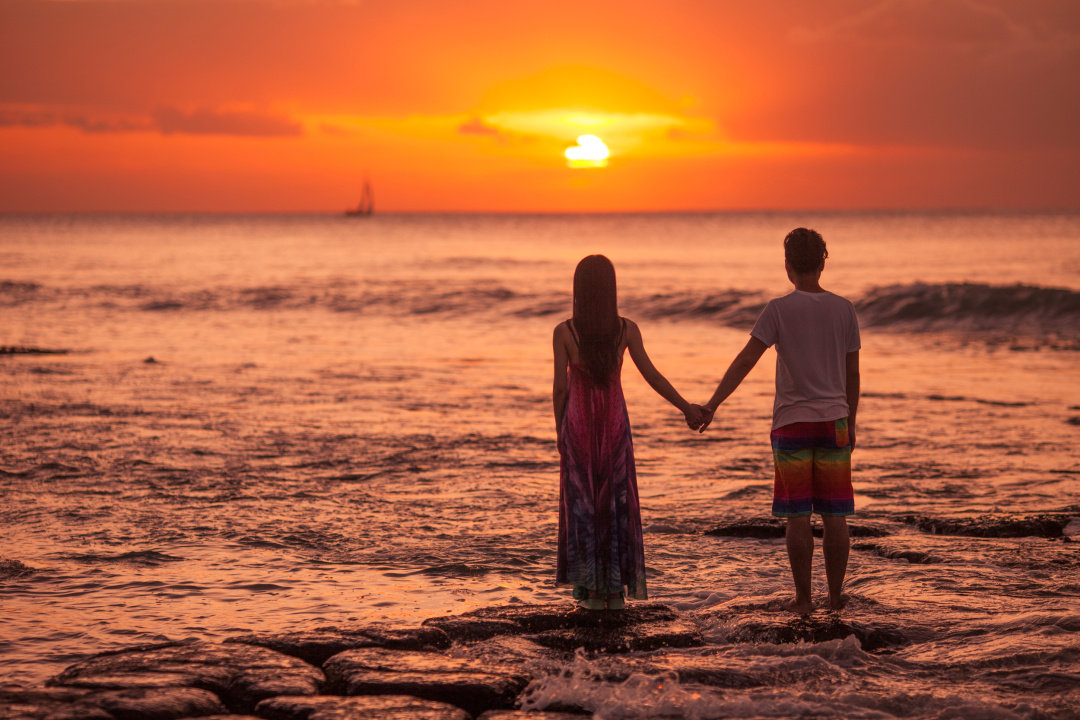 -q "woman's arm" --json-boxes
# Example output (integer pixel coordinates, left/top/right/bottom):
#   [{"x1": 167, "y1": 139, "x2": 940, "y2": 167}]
[
  {"x1": 625, "y1": 319, "x2": 695, "y2": 419},
  {"x1": 552, "y1": 323, "x2": 570, "y2": 443}
]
